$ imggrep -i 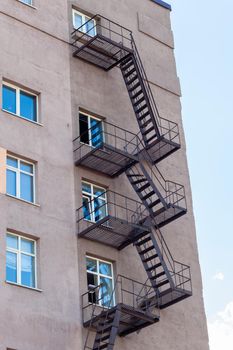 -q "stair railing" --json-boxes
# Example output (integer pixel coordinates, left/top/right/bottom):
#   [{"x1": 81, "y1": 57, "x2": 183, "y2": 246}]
[
  {"x1": 144, "y1": 219, "x2": 192, "y2": 294},
  {"x1": 139, "y1": 150, "x2": 187, "y2": 210},
  {"x1": 130, "y1": 35, "x2": 180, "y2": 145}
]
